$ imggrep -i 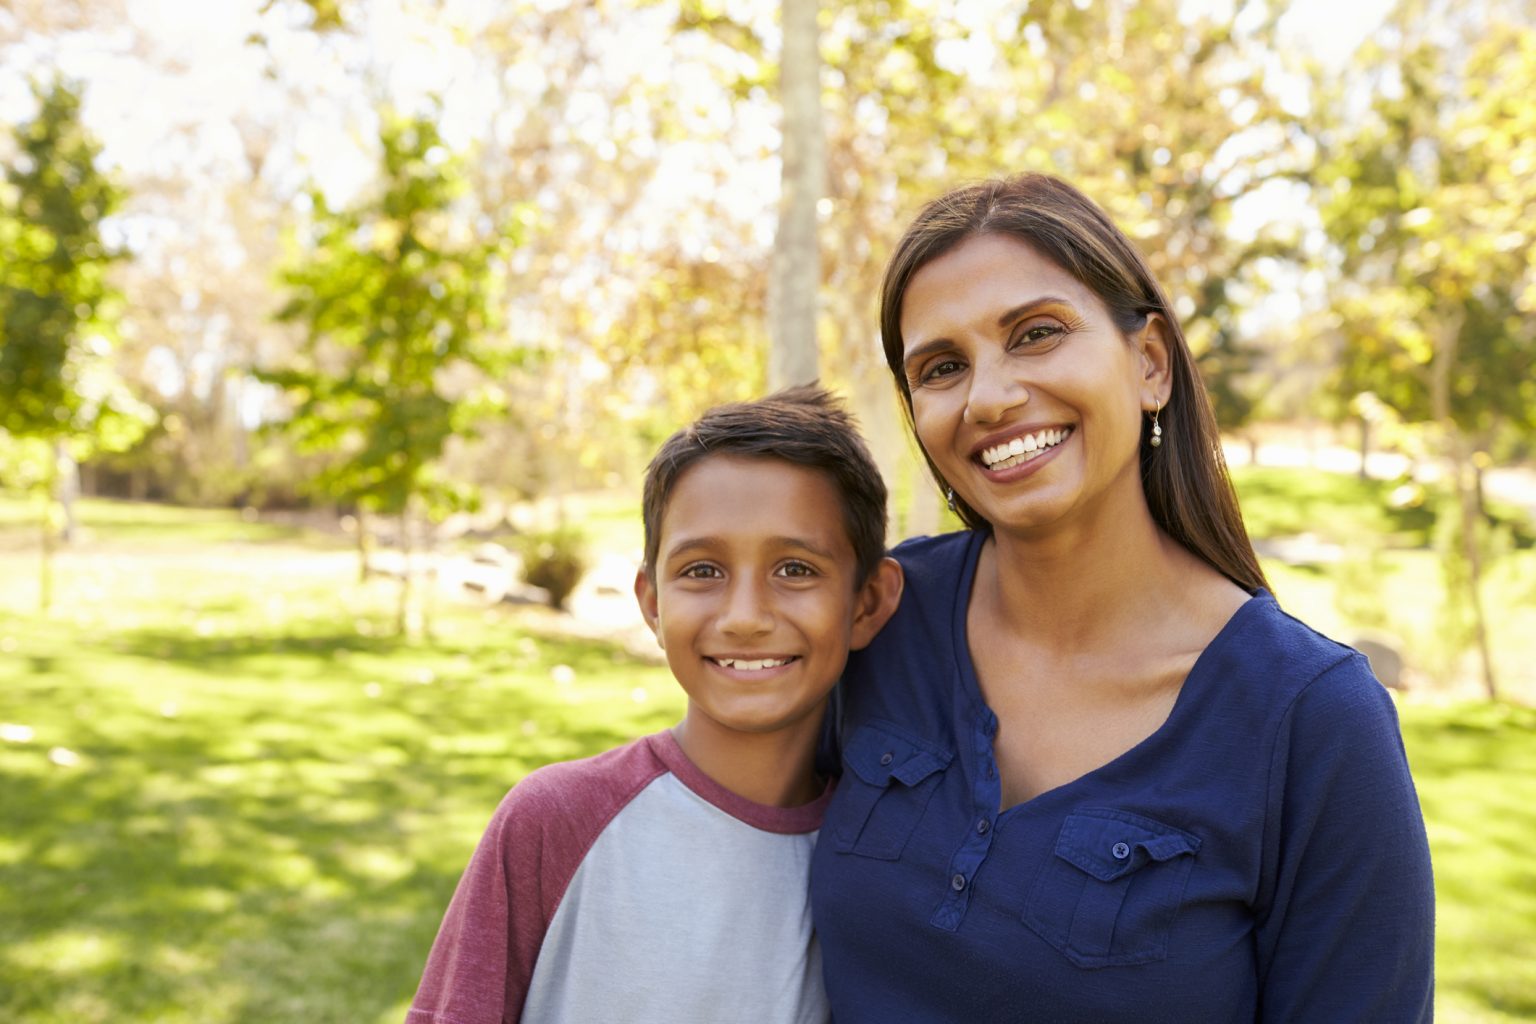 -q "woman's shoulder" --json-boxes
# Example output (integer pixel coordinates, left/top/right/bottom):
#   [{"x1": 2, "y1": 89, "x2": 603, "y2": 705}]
[{"x1": 1212, "y1": 593, "x2": 1392, "y2": 722}]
